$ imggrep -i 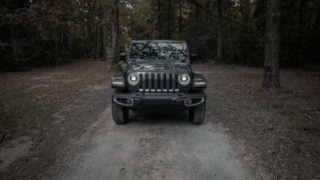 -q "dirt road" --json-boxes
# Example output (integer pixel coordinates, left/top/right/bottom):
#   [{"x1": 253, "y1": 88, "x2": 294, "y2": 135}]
[
  {"x1": 50, "y1": 105, "x2": 259, "y2": 180},
  {"x1": 1, "y1": 61, "x2": 319, "y2": 179},
  {"x1": 42, "y1": 69, "x2": 261, "y2": 180}
]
